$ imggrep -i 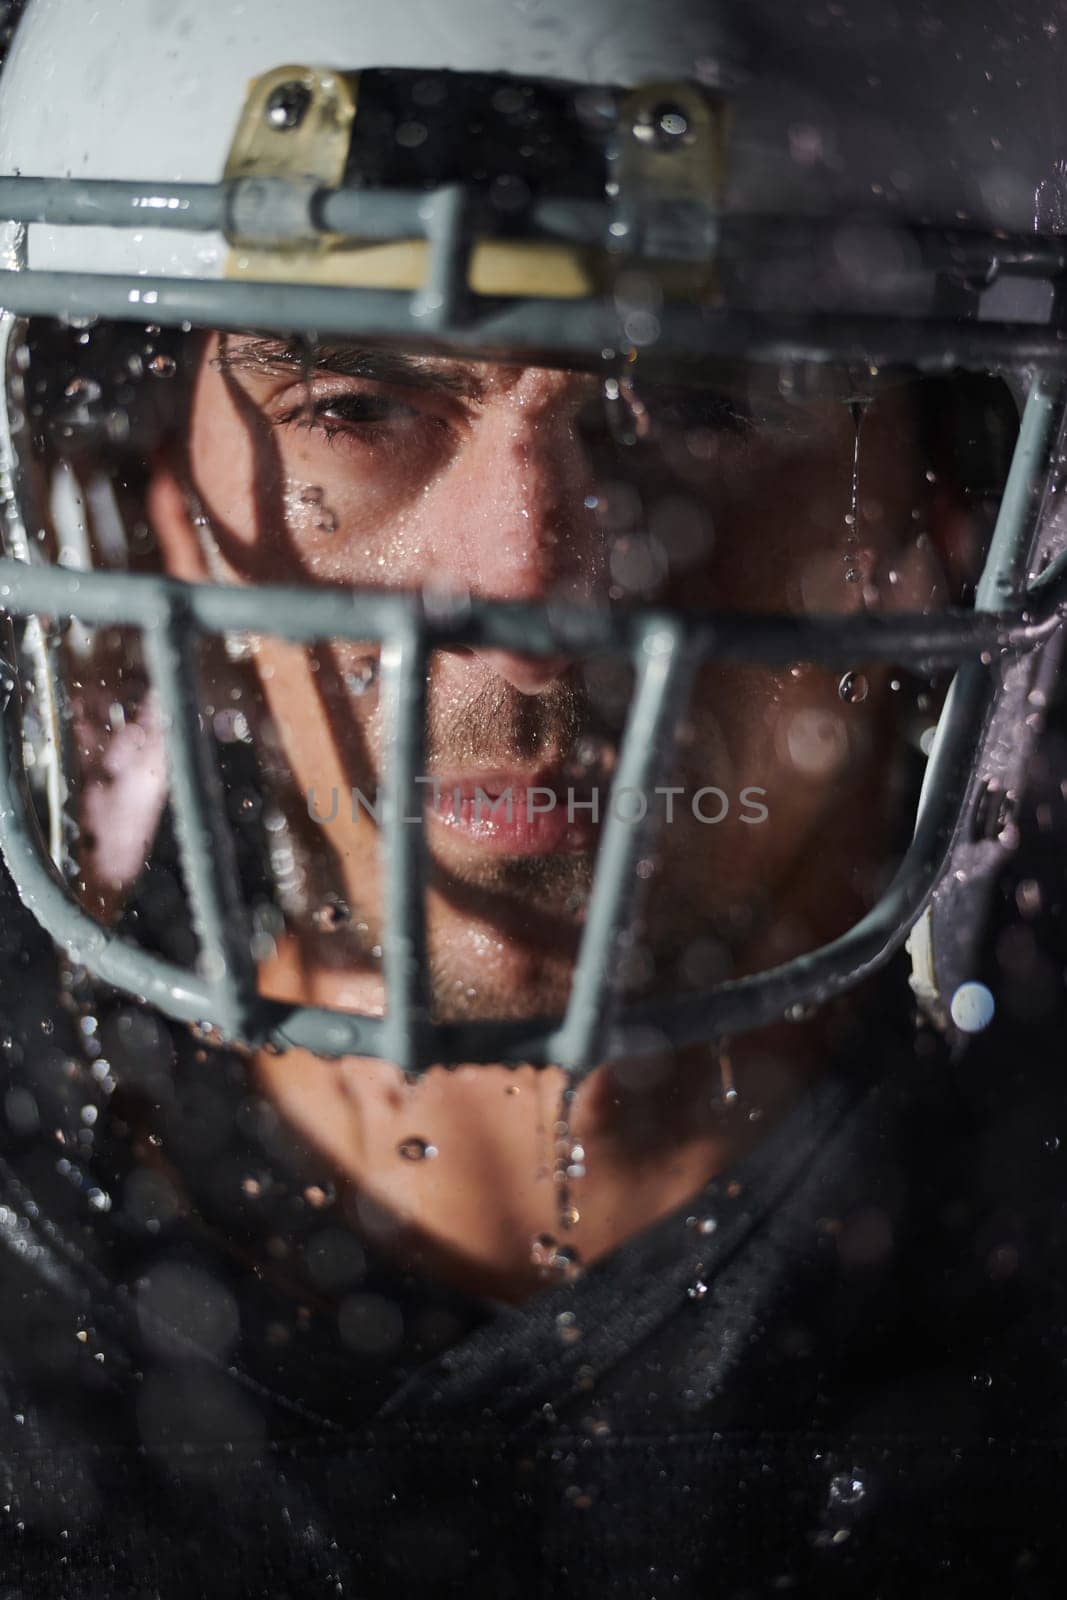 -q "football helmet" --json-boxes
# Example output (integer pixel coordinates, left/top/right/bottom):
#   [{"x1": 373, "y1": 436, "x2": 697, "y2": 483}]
[{"x1": 0, "y1": 0, "x2": 1065, "y2": 1077}]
